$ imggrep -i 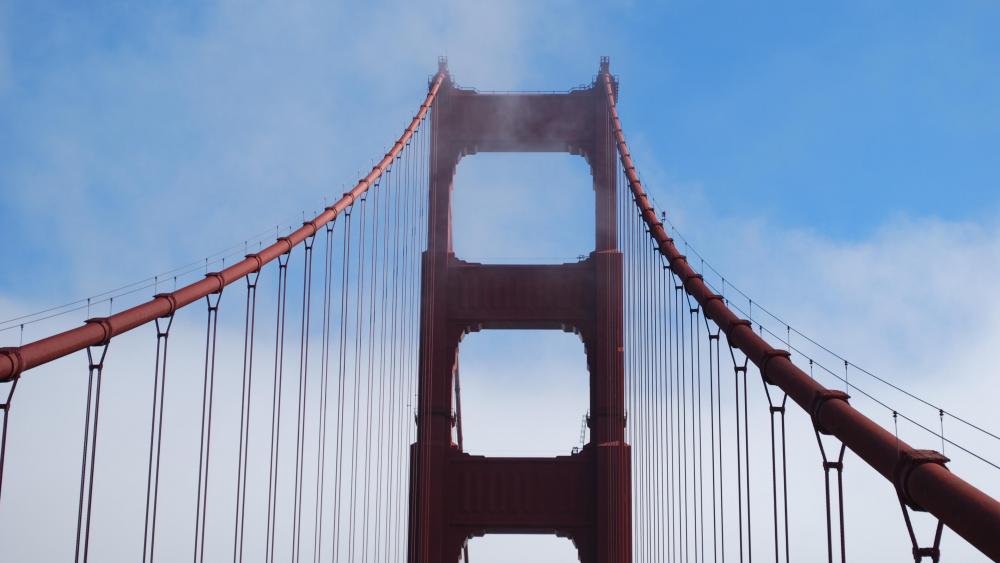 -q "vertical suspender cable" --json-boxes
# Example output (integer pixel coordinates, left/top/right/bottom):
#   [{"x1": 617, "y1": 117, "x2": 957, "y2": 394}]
[
  {"x1": 331, "y1": 203, "x2": 355, "y2": 563},
  {"x1": 383, "y1": 137, "x2": 408, "y2": 557},
  {"x1": 0, "y1": 374, "x2": 19, "y2": 506},
  {"x1": 700, "y1": 304, "x2": 708, "y2": 560},
  {"x1": 398, "y1": 113, "x2": 426, "y2": 559},
  {"x1": 652, "y1": 232, "x2": 664, "y2": 563},
  {"x1": 650, "y1": 248, "x2": 670, "y2": 561},
  {"x1": 143, "y1": 311, "x2": 173, "y2": 563},
  {"x1": 400, "y1": 118, "x2": 422, "y2": 563},
  {"x1": 313, "y1": 219, "x2": 335, "y2": 563},
  {"x1": 292, "y1": 232, "x2": 316, "y2": 563},
  {"x1": 373, "y1": 151, "x2": 400, "y2": 561},
  {"x1": 762, "y1": 372, "x2": 790, "y2": 563},
  {"x1": 266, "y1": 251, "x2": 291, "y2": 563},
  {"x1": 681, "y1": 270, "x2": 689, "y2": 562},
  {"x1": 743, "y1": 348, "x2": 753, "y2": 563},
  {"x1": 661, "y1": 257, "x2": 673, "y2": 563},
  {"x1": 815, "y1": 429, "x2": 847, "y2": 563},
  {"x1": 670, "y1": 267, "x2": 680, "y2": 563},
  {"x1": 695, "y1": 301, "x2": 706, "y2": 561},
  {"x1": 75, "y1": 340, "x2": 109, "y2": 563},
  {"x1": 391, "y1": 125, "x2": 416, "y2": 560},
  {"x1": 691, "y1": 292, "x2": 700, "y2": 562},
  {"x1": 715, "y1": 308, "x2": 726, "y2": 563},
  {"x1": 377, "y1": 156, "x2": 400, "y2": 562},
  {"x1": 634, "y1": 180, "x2": 643, "y2": 563},
  {"x1": 618, "y1": 163, "x2": 628, "y2": 555},
  {"x1": 347, "y1": 187, "x2": 371, "y2": 562},
  {"x1": 700, "y1": 312, "x2": 723, "y2": 563},
  {"x1": 233, "y1": 269, "x2": 259, "y2": 563},
  {"x1": 361, "y1": 163, "x2": 387, "y2": 562},
  {"x1": 728, "y1": 342, "x2": 749, "y2": 563},
  {"x1": 194, "y1": 287, "x2": 223, "y2": 563}
]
